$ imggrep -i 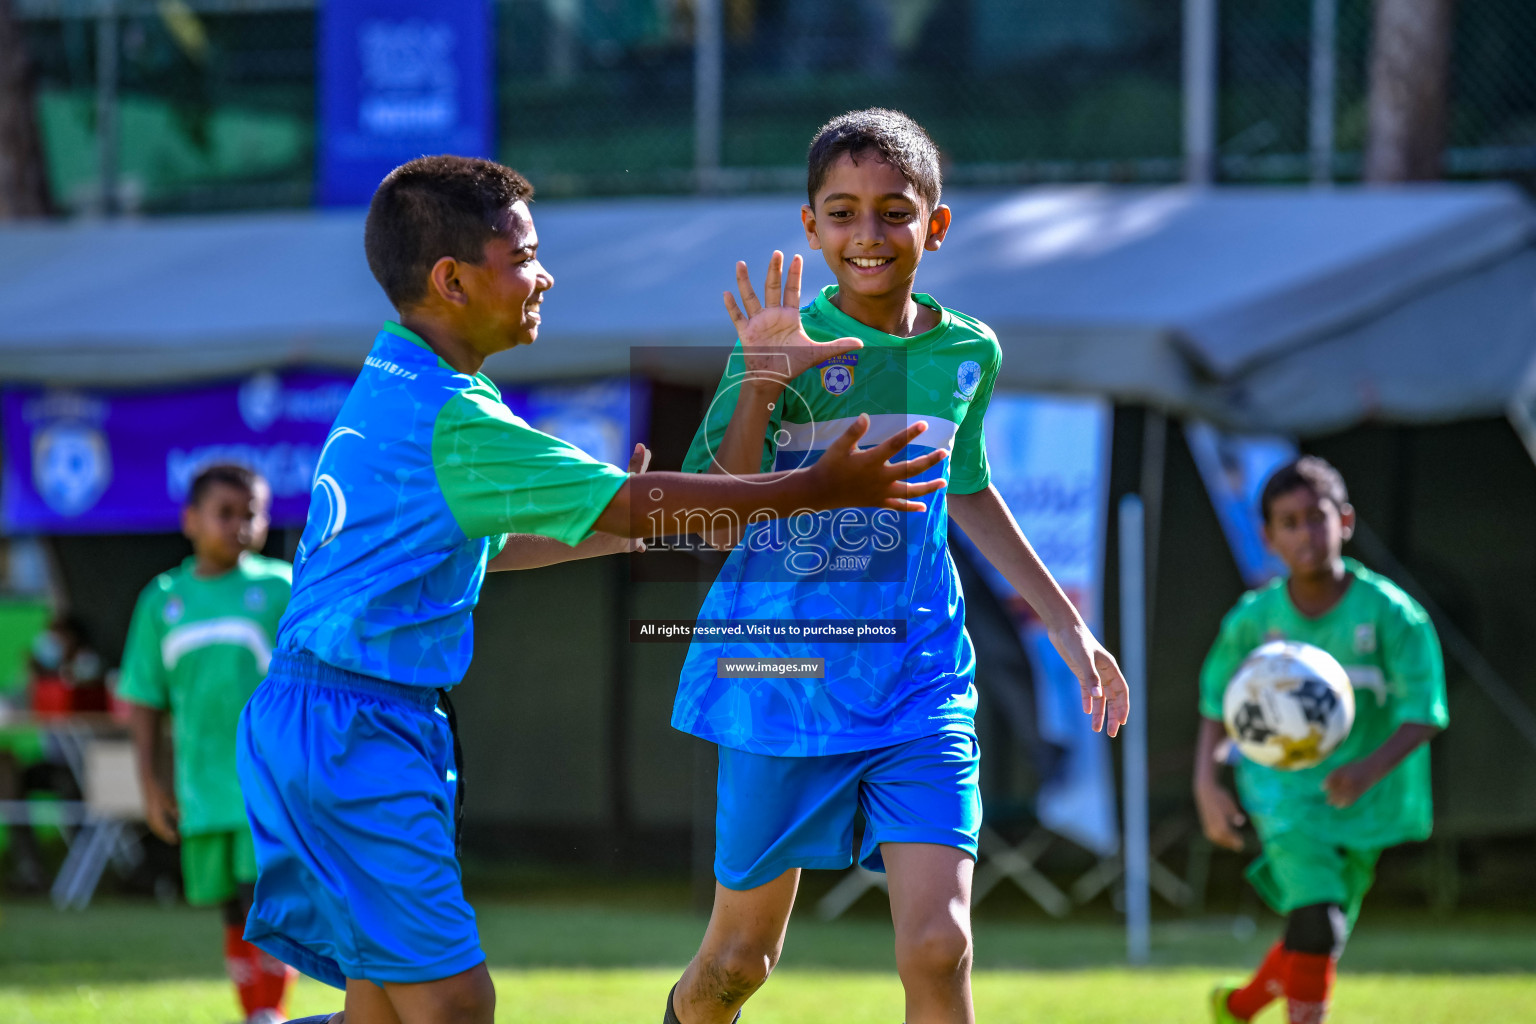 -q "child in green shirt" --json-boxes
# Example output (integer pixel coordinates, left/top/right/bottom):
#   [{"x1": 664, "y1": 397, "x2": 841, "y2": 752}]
[
  {"x1": 1196, "y1": 456, "x2": 1448, "y2": 1024},
  {"x1": 119, "y1": 464, "x2": 295, "y2": 1024}
]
